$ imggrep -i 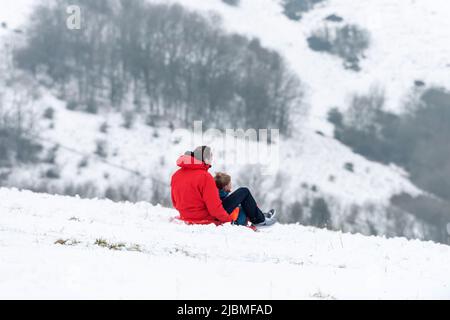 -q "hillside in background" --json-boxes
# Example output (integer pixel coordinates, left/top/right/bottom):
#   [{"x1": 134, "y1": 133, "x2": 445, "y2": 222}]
[
  {"x1": 171, "y1": 0, "x2": 450, "y2": 129},
  {"x1": 0, "y1": 0, "x2": 450, "y2": 244}
]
